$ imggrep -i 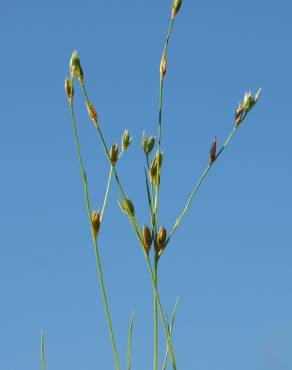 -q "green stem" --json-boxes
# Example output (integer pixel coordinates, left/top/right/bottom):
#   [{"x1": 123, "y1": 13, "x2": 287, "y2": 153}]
[
  {"x1": 154, "y1": 257, "x2": 159, "y2": 370},
  {"x1": 41, "y1": 330, "x2": 45, "y2": 370},
  {"x1": 154, "y1": 16, "x2": 175, "y2": 229},
  {"x1": 127, "y1": 311, "x2": 135, "y2": 370},
  {"x1": 167, "y1": 125, "x2": 238, "y2": 243},
  {"x1": 101, "y1": 165, "x2": 113, "y2": 221},
  {"x1": 162, "y1": 298, "x2": 179, "y2": 370},
  {"x1": 69, "y1": 100, "x2": 120, "y2": 370}
]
